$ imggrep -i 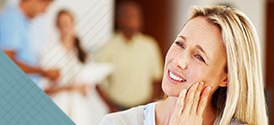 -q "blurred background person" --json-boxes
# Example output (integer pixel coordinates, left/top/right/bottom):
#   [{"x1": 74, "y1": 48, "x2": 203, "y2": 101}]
[
  {"x1": 40, "y1": 9, "x2": 95, "y2": 125},
  {"x1": 96, "y1": 1, "x2": 164, "y2": 112},
  {"x1": 0, "y1": 0, "x2": 60, "y2": 84}
]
